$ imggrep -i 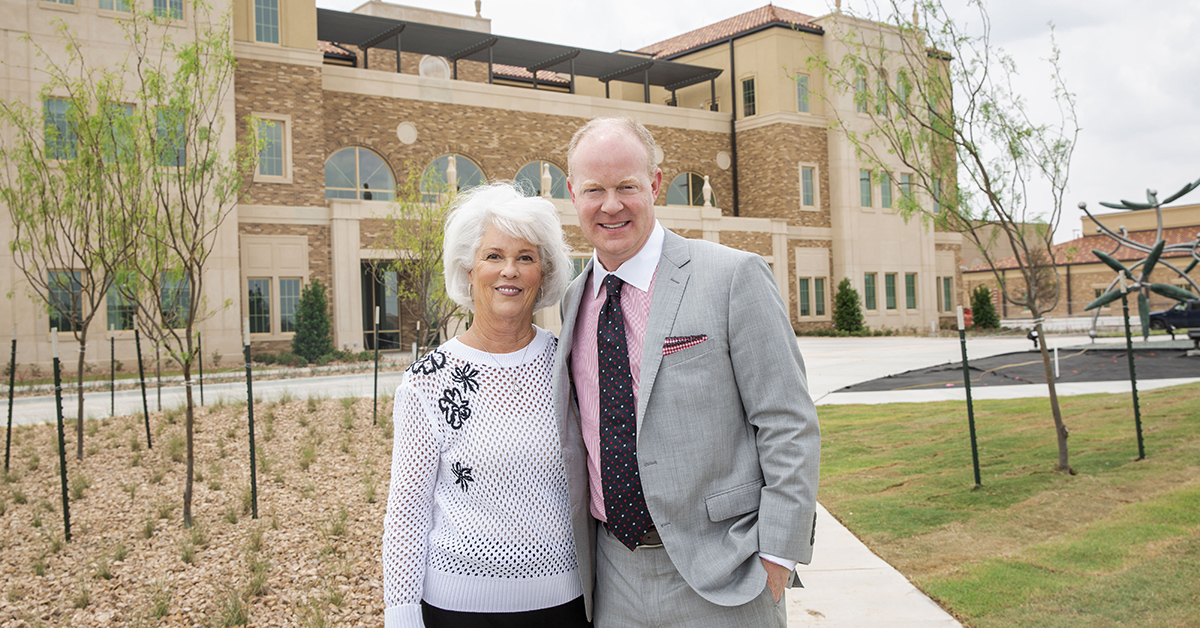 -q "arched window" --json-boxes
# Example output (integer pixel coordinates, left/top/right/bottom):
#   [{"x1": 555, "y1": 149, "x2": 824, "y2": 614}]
[
  {"x1": 325, "y1": 147, "x2": 395, "y2": 200},
  {"x1": 667, "y1": 172, "x2": 714, "y2": 207},
  {"x1": 421, "y1": 154, "x2": 485, "y2": 203},
  {"x1": 515, "y1": 160, "x2": 568, "y2": 199}
]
